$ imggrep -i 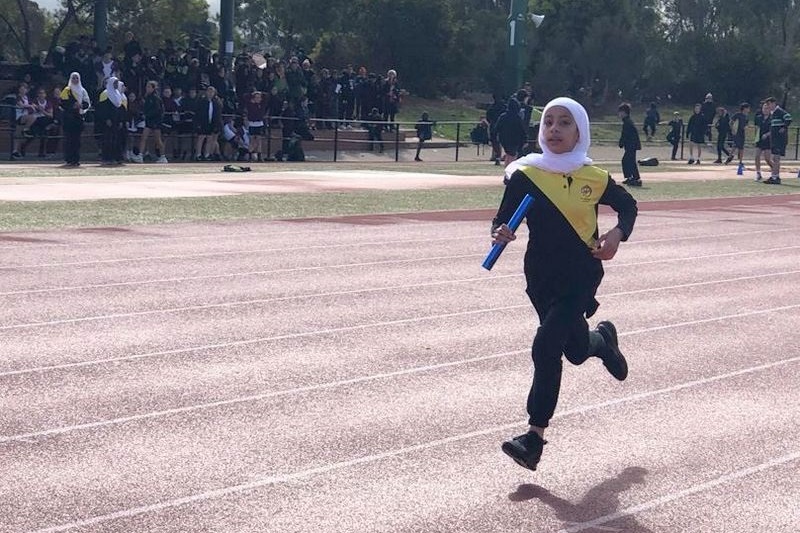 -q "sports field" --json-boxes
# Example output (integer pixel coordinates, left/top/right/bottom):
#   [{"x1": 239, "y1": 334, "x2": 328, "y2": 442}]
[{"x1": 1, "y1": 165, "x2": 799, "y2": 532}]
